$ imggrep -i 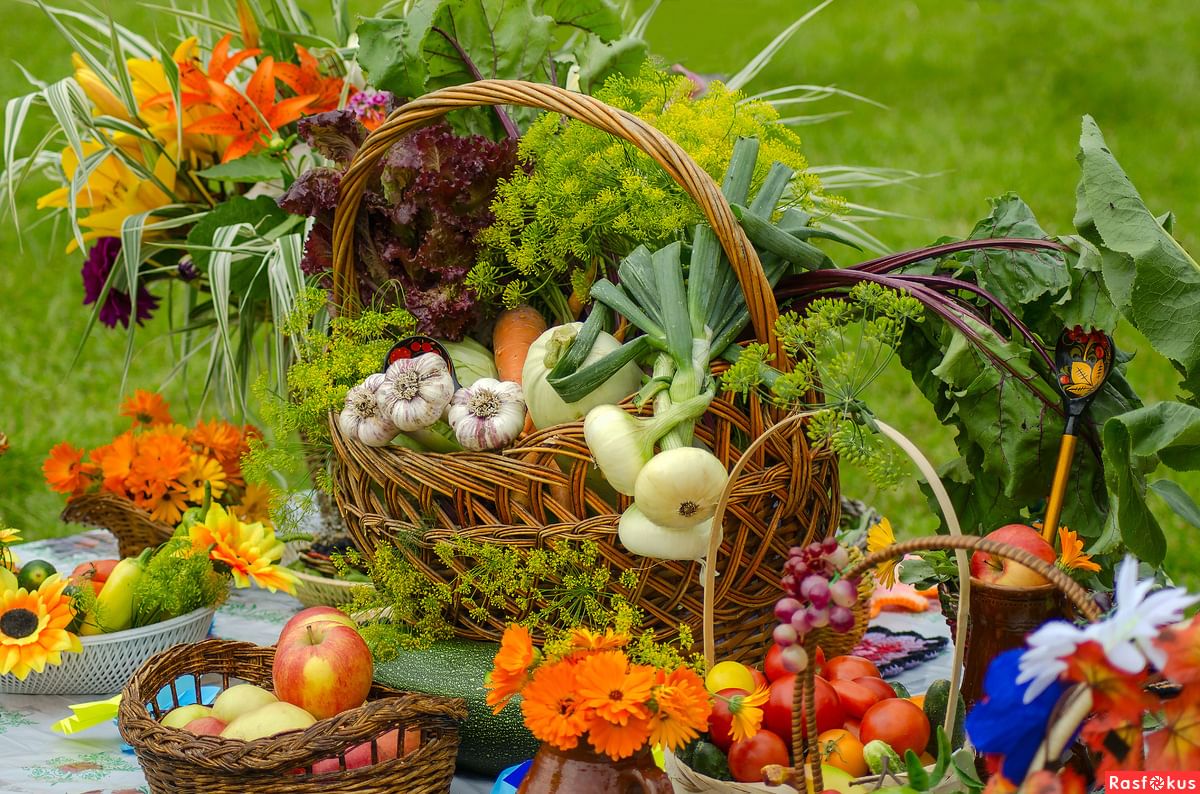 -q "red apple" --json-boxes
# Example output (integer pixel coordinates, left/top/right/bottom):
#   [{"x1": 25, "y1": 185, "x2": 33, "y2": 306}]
[
  {"x1": 970, "y1": 524, "x2": 1056, "y2": 587},
  {"x1": 273, "y1": 620, "x2": 374, "y2": 720},
  {"x1": 278, "y1": 606, "x2": 357, "y2": 645},
  {"x1": 184, "y1": 716, "x2": 227, "y2": 736},
  {"x1": 311, "y1": 729, "x2": 400, "y2": 773}
]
